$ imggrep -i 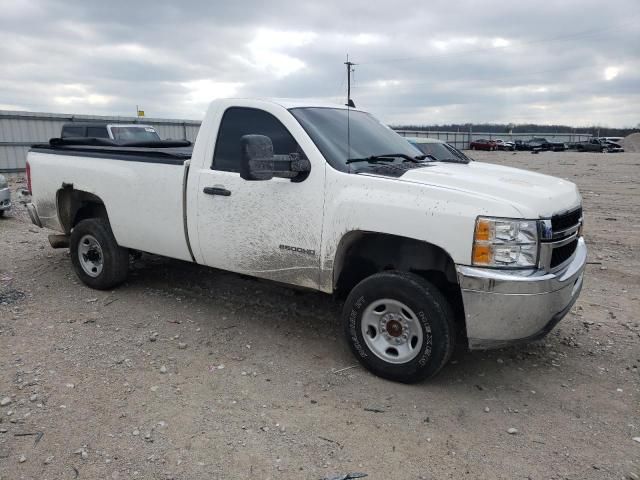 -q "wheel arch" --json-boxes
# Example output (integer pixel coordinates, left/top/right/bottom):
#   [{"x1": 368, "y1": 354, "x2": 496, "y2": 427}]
[
  {"x1": 333, "y1": 231, "x2": 458, "y2": 290},
  {"x1": 332, "y1": 230, "x2": 467, "y2": 345},
  {"x1": 56, "y1": 186, "x2": 109, "y2": 234}
]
